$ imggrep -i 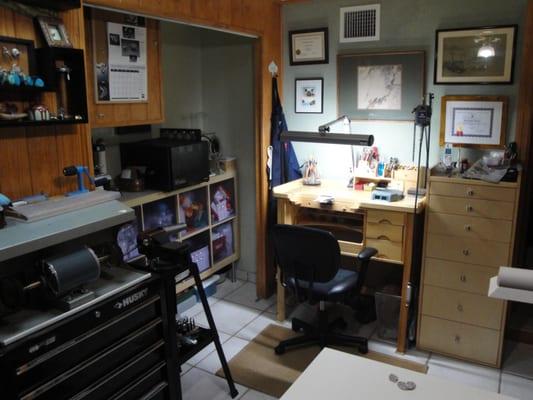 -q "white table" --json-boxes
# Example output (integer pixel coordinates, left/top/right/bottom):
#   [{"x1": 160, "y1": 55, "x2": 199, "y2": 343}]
[{"x1": 280, "y1": 348, "x2": 516, "y2": 400}]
